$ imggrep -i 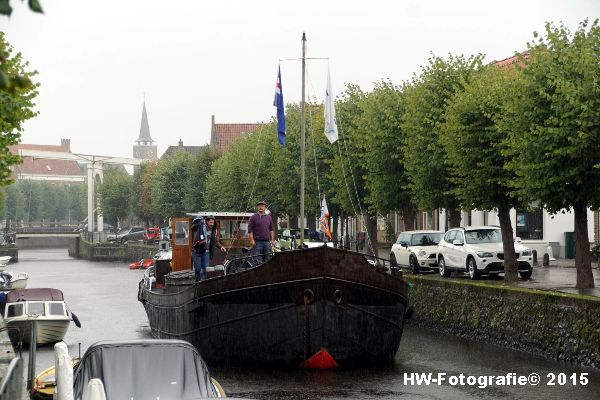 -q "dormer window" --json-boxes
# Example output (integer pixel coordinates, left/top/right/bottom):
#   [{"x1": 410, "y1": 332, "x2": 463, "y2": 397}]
[{"x1": 46, "y1": 165, "x2": 52, "y2": 171}]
